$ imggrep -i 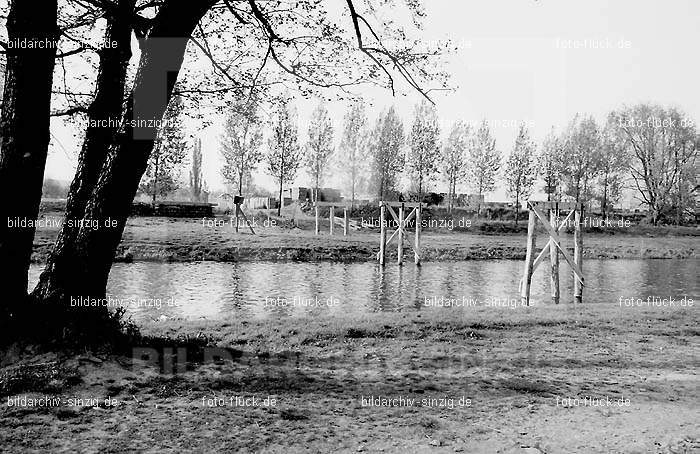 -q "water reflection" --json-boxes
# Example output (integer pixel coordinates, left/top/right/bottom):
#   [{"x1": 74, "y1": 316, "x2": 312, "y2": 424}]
[{"x1": 27, "y1": 259, "x2": 699, "y2": 322}]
